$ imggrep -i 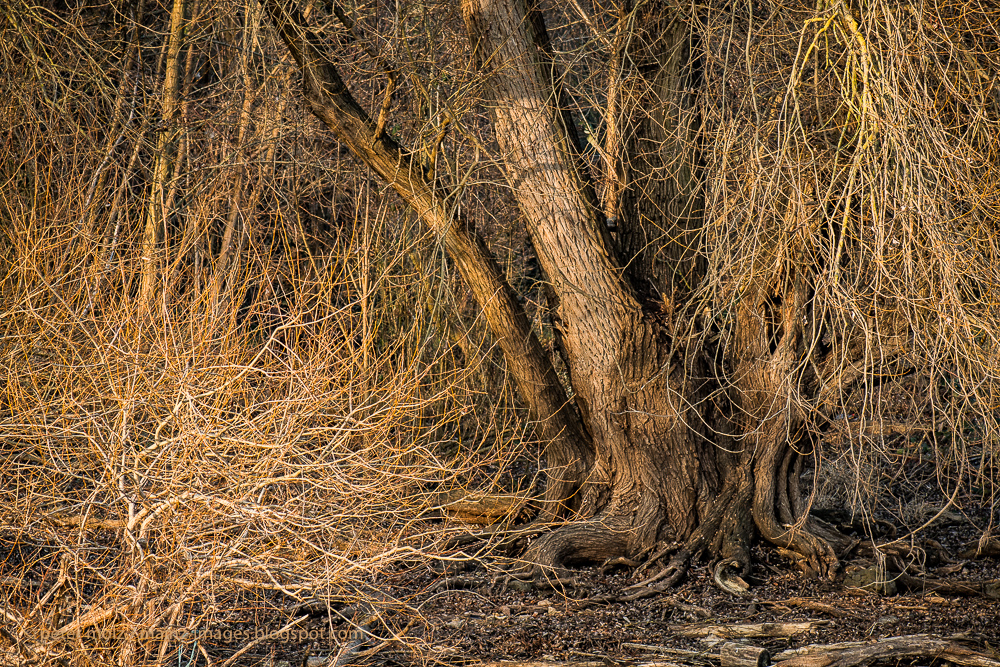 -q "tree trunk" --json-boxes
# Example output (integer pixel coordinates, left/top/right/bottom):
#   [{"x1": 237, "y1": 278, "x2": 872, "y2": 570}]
[
  {"x1": 138, "y1": 0, "x2": 186, "y2": 316},
  {"x1": 263, "y1": 0, "x2": 845, "y2": 588},
  {"x1": 460, "y1": 0, "x2": 727, "y2": 568}
]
